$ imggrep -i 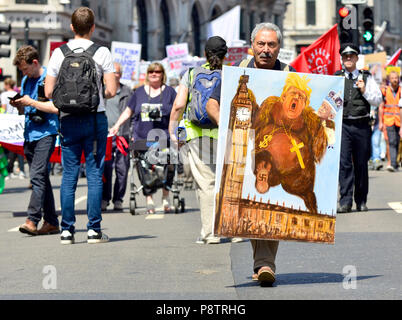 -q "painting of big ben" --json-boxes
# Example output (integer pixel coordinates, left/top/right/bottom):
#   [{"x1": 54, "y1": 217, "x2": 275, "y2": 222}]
[{"x1": 213, "y1": 66, "x2": 345, "y2": 244}]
